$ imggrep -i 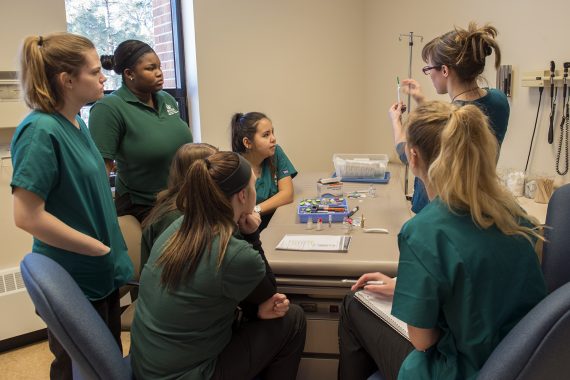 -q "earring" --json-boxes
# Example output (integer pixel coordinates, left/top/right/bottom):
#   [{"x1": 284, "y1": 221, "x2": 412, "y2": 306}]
[{"x1": 130, "y1": 77, "x2": 134, "y2": 81}]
